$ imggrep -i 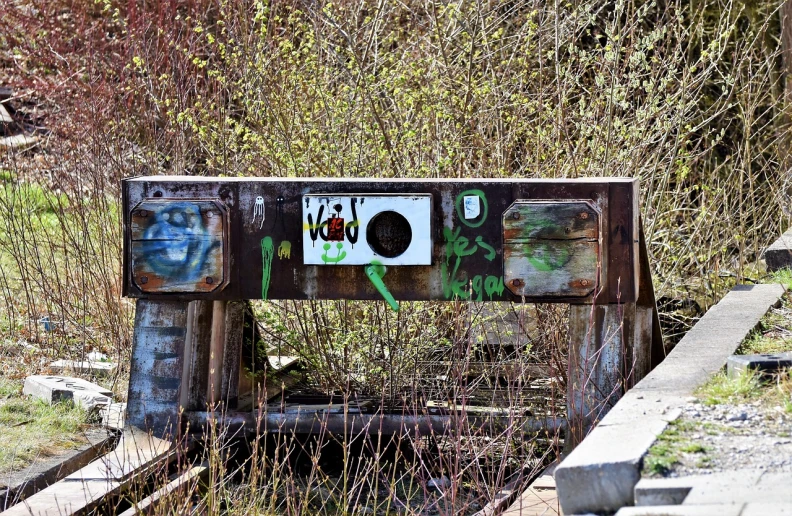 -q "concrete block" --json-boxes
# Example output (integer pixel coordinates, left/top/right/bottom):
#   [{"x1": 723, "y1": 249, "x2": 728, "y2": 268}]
[
  {"x1": 765, "y1": 228, "x2": 792, "y2": 272},
  {"x1": 555, "y1": 415, "x2": 671, "y2": 514},
  {"x1": 741, "y1": 502, "x2": 792, "y2": 515},
  {"x1": 100, "y1": 402, "x2": 126, "y2": 430},
  {"x1": 23, "y1": 375, "x2": 113, "y2": 410},
  {"x1": 615, "y1": 505, "x2": 743, "y2": 516},
  {"x1": 683, "y1": 470, "x2": 792, "y2": 505},
  {"x1": 635, "y1": 471, "x2": 763, "y2": 507},
  {"x1": 555, "y1": 284, "x2": 785, "y2": 515},
  {"x1": 49, "y1": 360, "x2": 118, "y2": 376},
  {"x1": 727, "y1": 352, "x2": 792, "y2": 378}
]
